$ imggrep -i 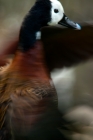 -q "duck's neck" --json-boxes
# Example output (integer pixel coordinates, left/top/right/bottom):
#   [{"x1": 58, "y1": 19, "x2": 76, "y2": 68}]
[
  {"x1": 19, "y1": 26, "x2": 41, "y2": 51},
  {"x1": 19, "y1": 10, "x2": 44, "y2": 52},
  {"x1": 11, "y1": 41, "x2": 50, "y2": 80}
]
